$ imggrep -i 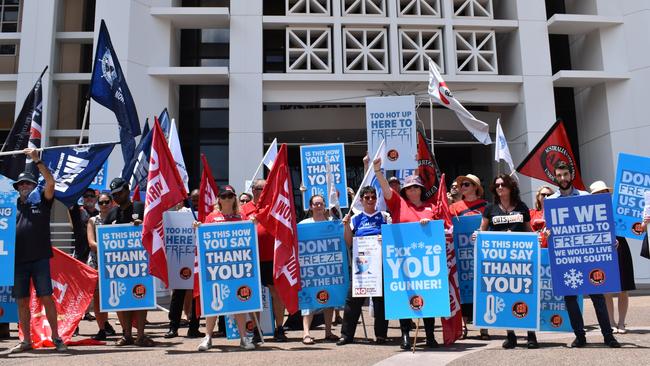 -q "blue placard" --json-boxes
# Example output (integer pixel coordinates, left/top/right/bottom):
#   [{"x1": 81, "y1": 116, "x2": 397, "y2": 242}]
[
  {"x1": 382, "y1": 221, "x2": 450, "y2": 320},
  {"x1": 612, "y1": 153, "x2": 650, "y2": 239},
  {"x1": 88, "y1": 159, "x2": 109, "y2": 191},
  {"x1": 0, "y1": 286, "x2": 17, "y2": 322},
  {"x1": 0, "y1": 174, "x2": 17, "y2": 286},
  {"x1": 474, "y1": 232, "x2": 540, "y2": 330},
  {"x1": 197, "y1": 221, "x2": 263, "y2": 317},
  {"x1": 544, "y1": 194, "x2": 621, "y2": 296},
  {"x1": 452, "y1": 215, "x2": 482, "y2": 304},
  {"x1": 226, "y1": 286, "x2": 275, "y2": 339},
  {"x1": 300, "y1": 143, "x2": 349, "y2": 209},
  {"x1": 540, "y1": 249, "x2": 581, "y2": 332},
  {"x1": 297, "y1": 221, "x2": 349, "y2": 310},
  {"x1": 97, "y1": 224, "x2": 156, "y2": 311}
]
